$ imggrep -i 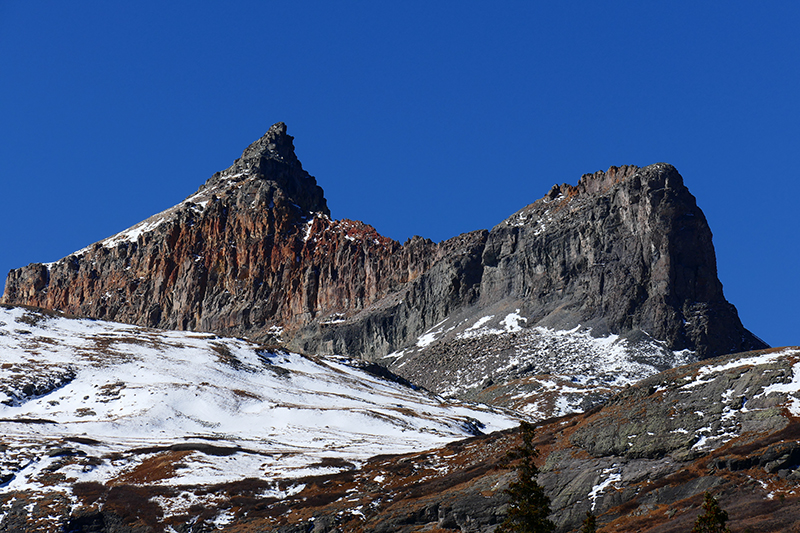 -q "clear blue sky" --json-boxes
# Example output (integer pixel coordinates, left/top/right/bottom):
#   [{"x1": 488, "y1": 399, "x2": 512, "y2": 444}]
[{"x1": 1, "y1": 2, "x2": 797, "y2": 348}]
